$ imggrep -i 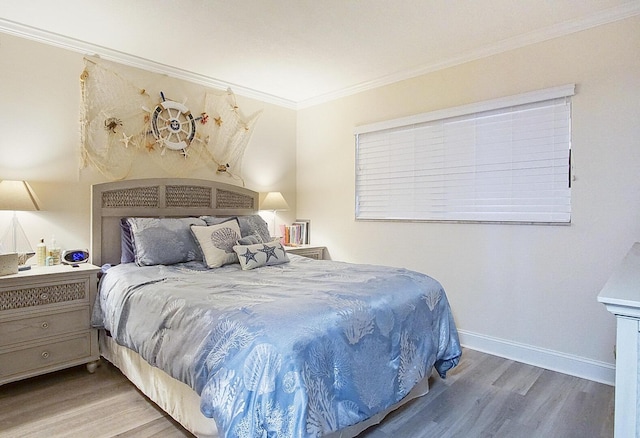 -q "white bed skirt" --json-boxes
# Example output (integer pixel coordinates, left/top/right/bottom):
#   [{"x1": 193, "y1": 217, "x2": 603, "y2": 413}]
[{"x1": 99, "y1": 330, "x2": 430, "y2": 438}]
